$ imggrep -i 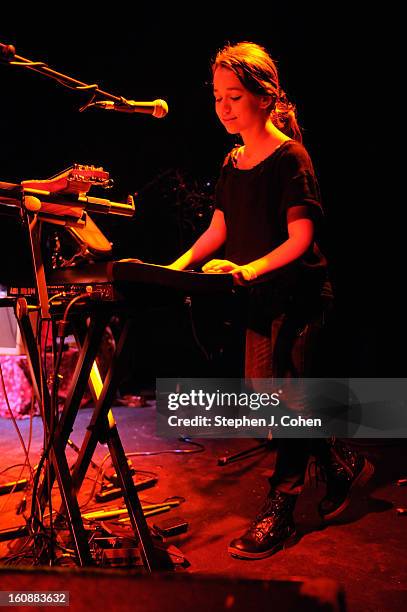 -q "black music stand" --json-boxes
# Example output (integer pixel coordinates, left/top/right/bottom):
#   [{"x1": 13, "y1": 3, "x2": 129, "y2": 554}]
[{"x1": 0, "y1": 185, "x2": 170, "y2": 571}]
